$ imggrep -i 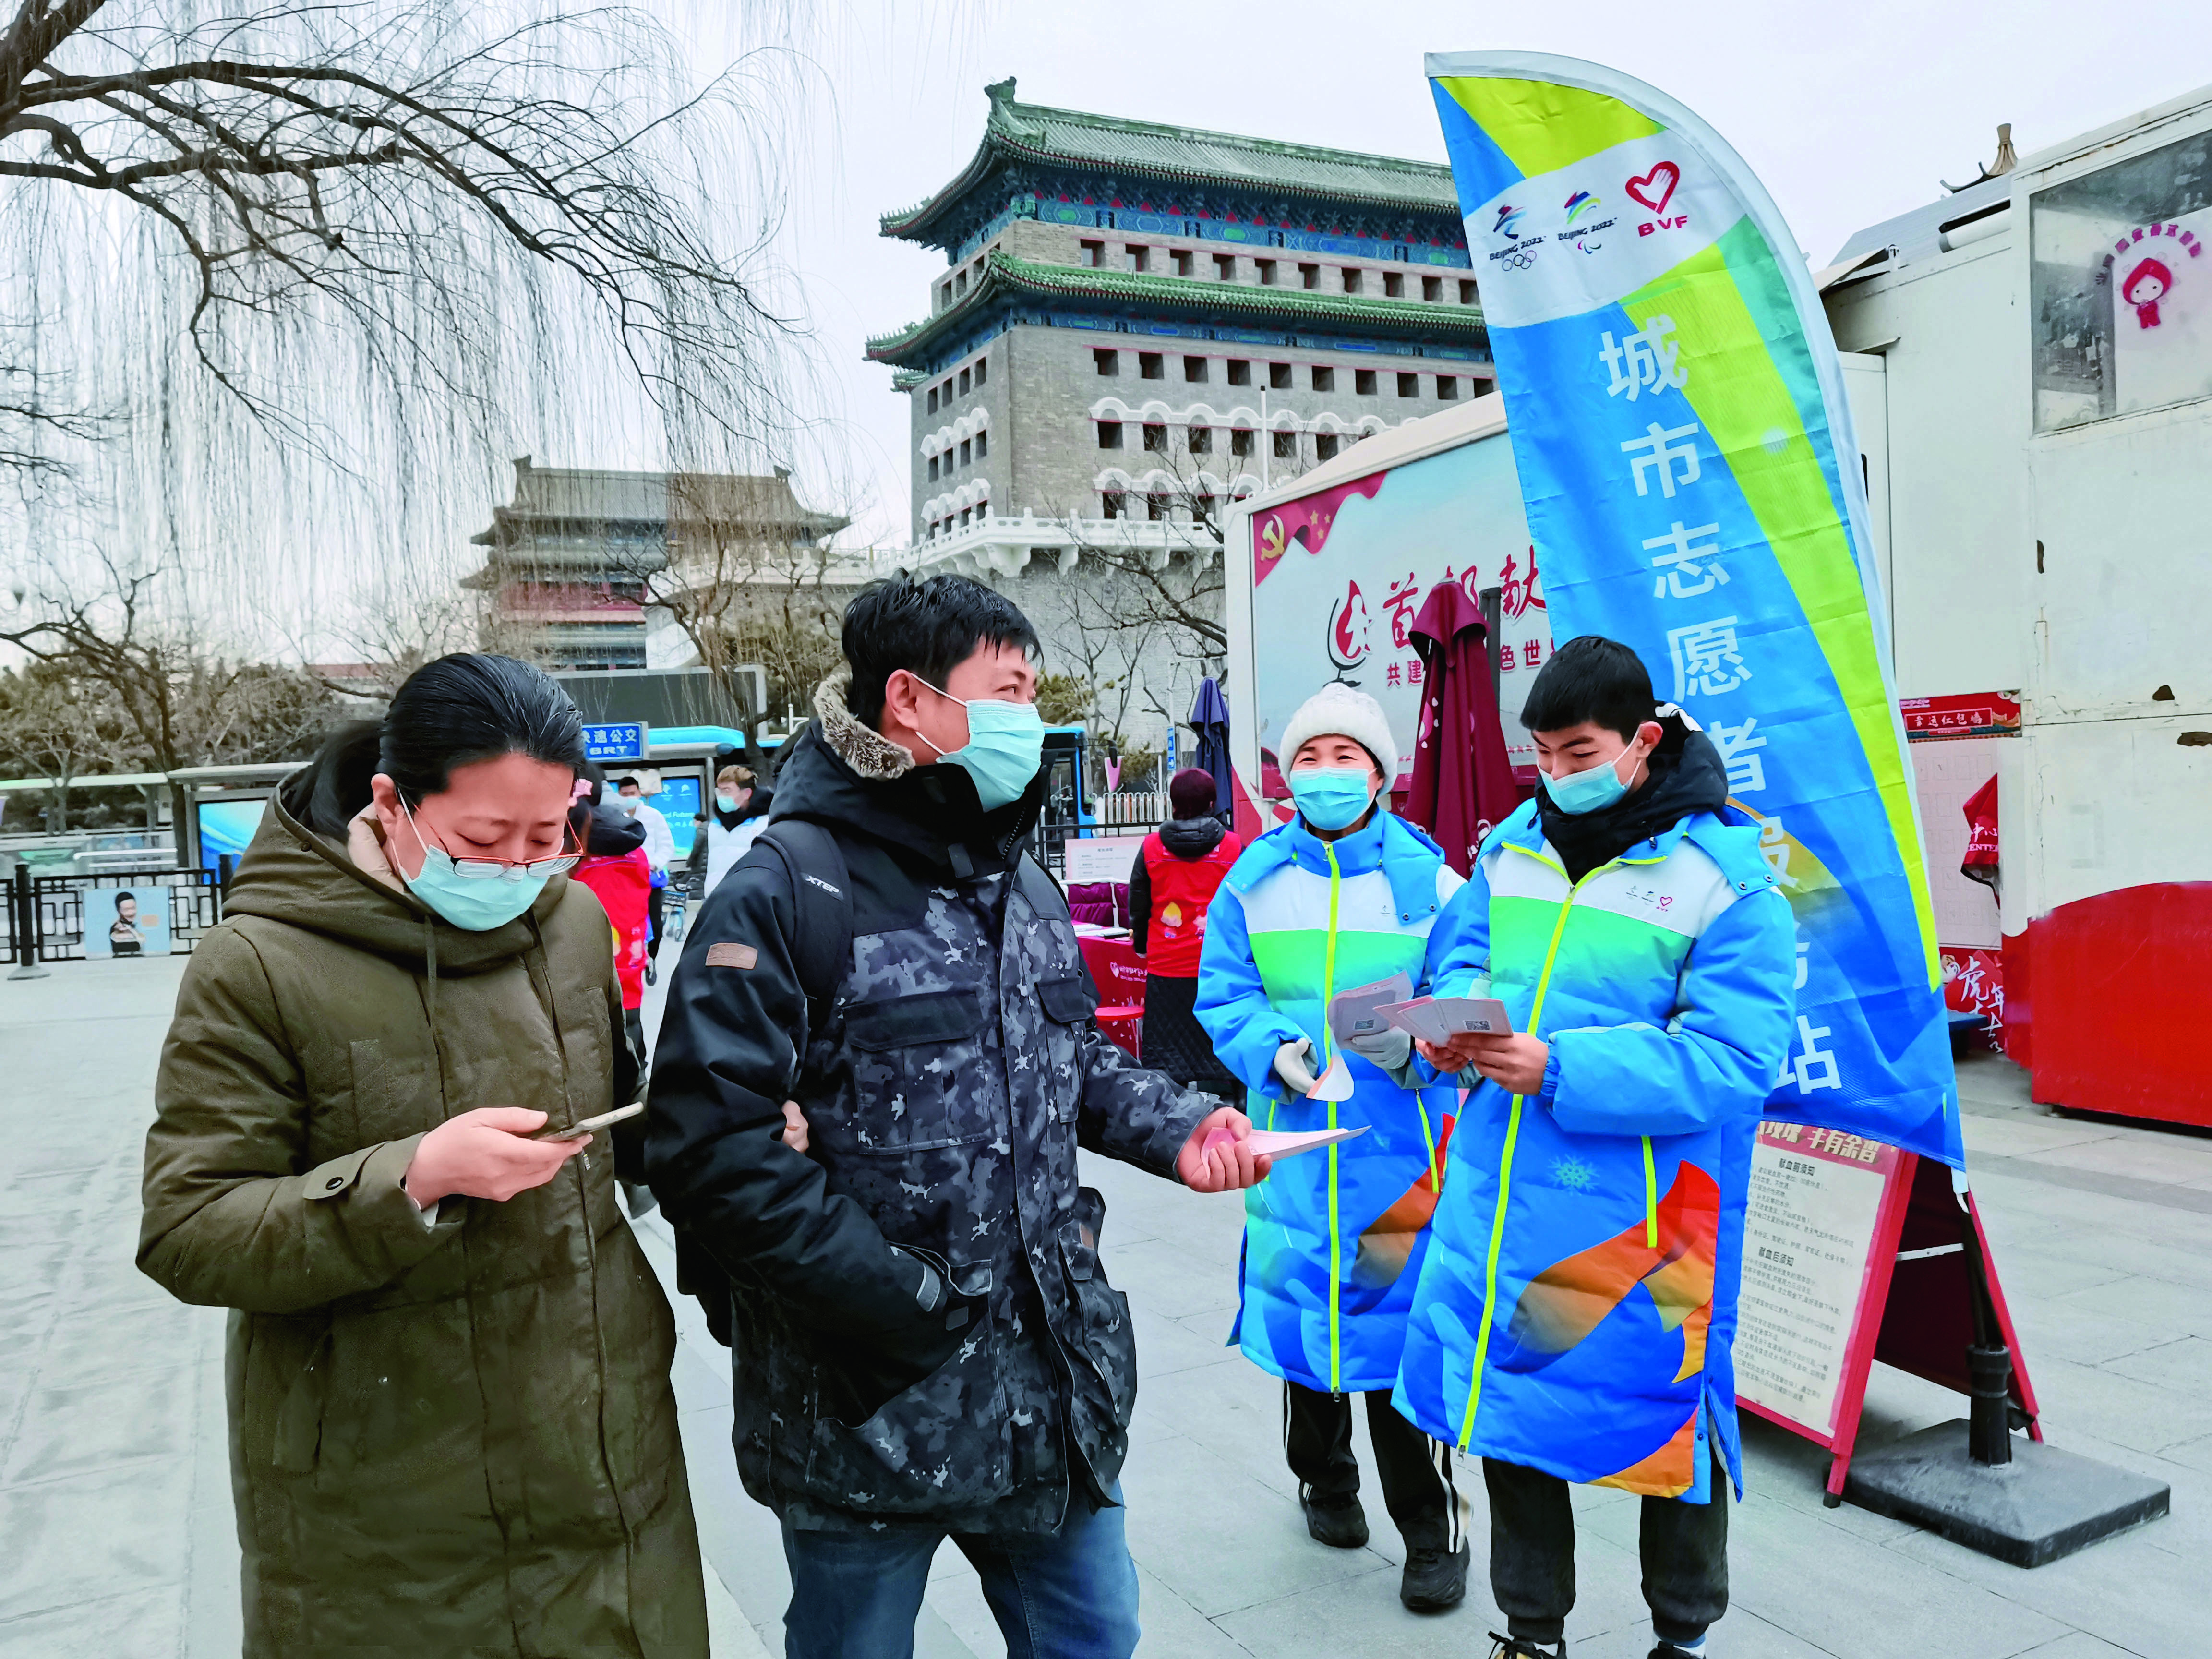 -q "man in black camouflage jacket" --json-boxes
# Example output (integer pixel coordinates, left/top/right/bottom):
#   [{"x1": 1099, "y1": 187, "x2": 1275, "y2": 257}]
[{"x1": 646, "y1": 574, "x2": 1268, "y2": 1659}]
